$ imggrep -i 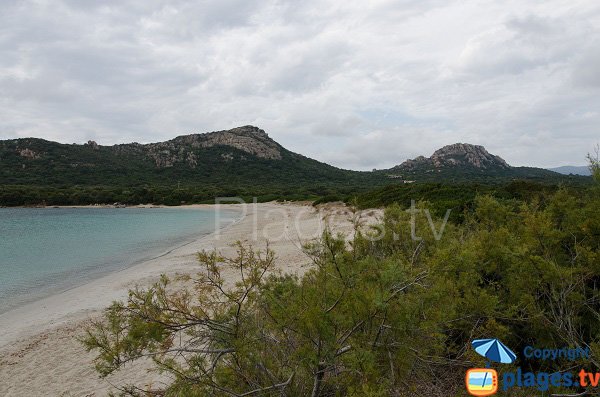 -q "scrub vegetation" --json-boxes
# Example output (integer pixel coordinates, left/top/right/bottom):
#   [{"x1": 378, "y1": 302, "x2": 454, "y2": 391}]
[{"x1": 82, "y1": 157, "x2": 600, "y2": 396}]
